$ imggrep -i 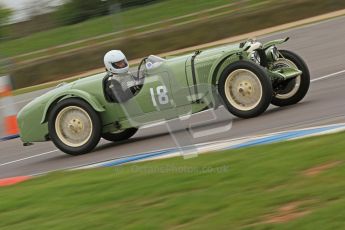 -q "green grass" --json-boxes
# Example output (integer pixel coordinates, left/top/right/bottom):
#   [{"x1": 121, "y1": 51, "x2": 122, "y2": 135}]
[
  {"x1": 1, "y1": 132, "x2": 345, "y2": 229},
  {"x1": 0, "y1": 0, "x2": 246, "y2": 58}
]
